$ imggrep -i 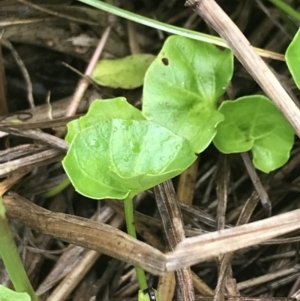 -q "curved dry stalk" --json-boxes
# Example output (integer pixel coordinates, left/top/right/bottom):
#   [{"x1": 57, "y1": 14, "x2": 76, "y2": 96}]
[{"x1": 4, "y1": 192, "x2": 300, "y2": 276}]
